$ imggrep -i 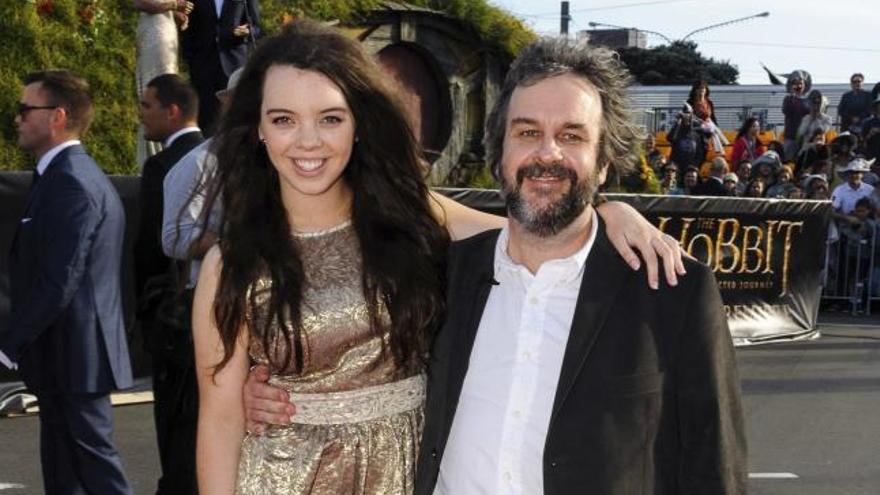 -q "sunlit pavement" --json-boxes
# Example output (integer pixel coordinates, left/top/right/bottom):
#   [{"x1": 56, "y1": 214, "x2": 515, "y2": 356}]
[{"x1": 741, "y1": 316, "x2": 880, "y2": 495}]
